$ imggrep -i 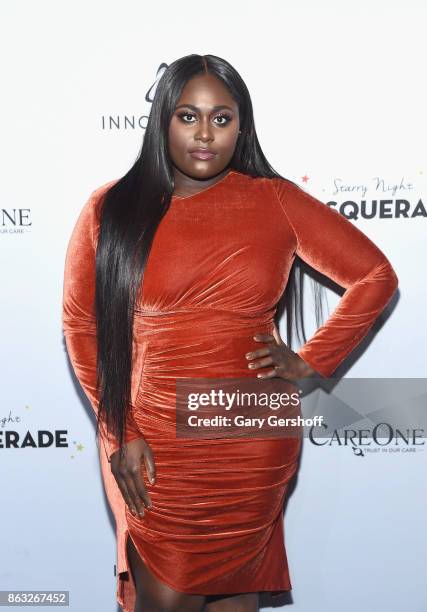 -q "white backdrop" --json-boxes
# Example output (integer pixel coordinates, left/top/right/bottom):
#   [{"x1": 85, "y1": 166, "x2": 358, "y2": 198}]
[{"x1": 1, "y1": 1, "x2": 425, "y2": 611}]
